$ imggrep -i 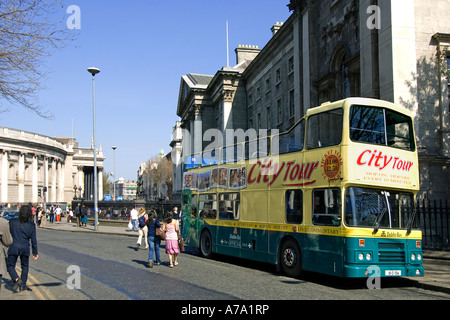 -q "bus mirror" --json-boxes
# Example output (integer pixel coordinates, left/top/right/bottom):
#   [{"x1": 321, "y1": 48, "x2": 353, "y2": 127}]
[{"x1": 325, "y1": 189, "x2": 334, "y2": 208}]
